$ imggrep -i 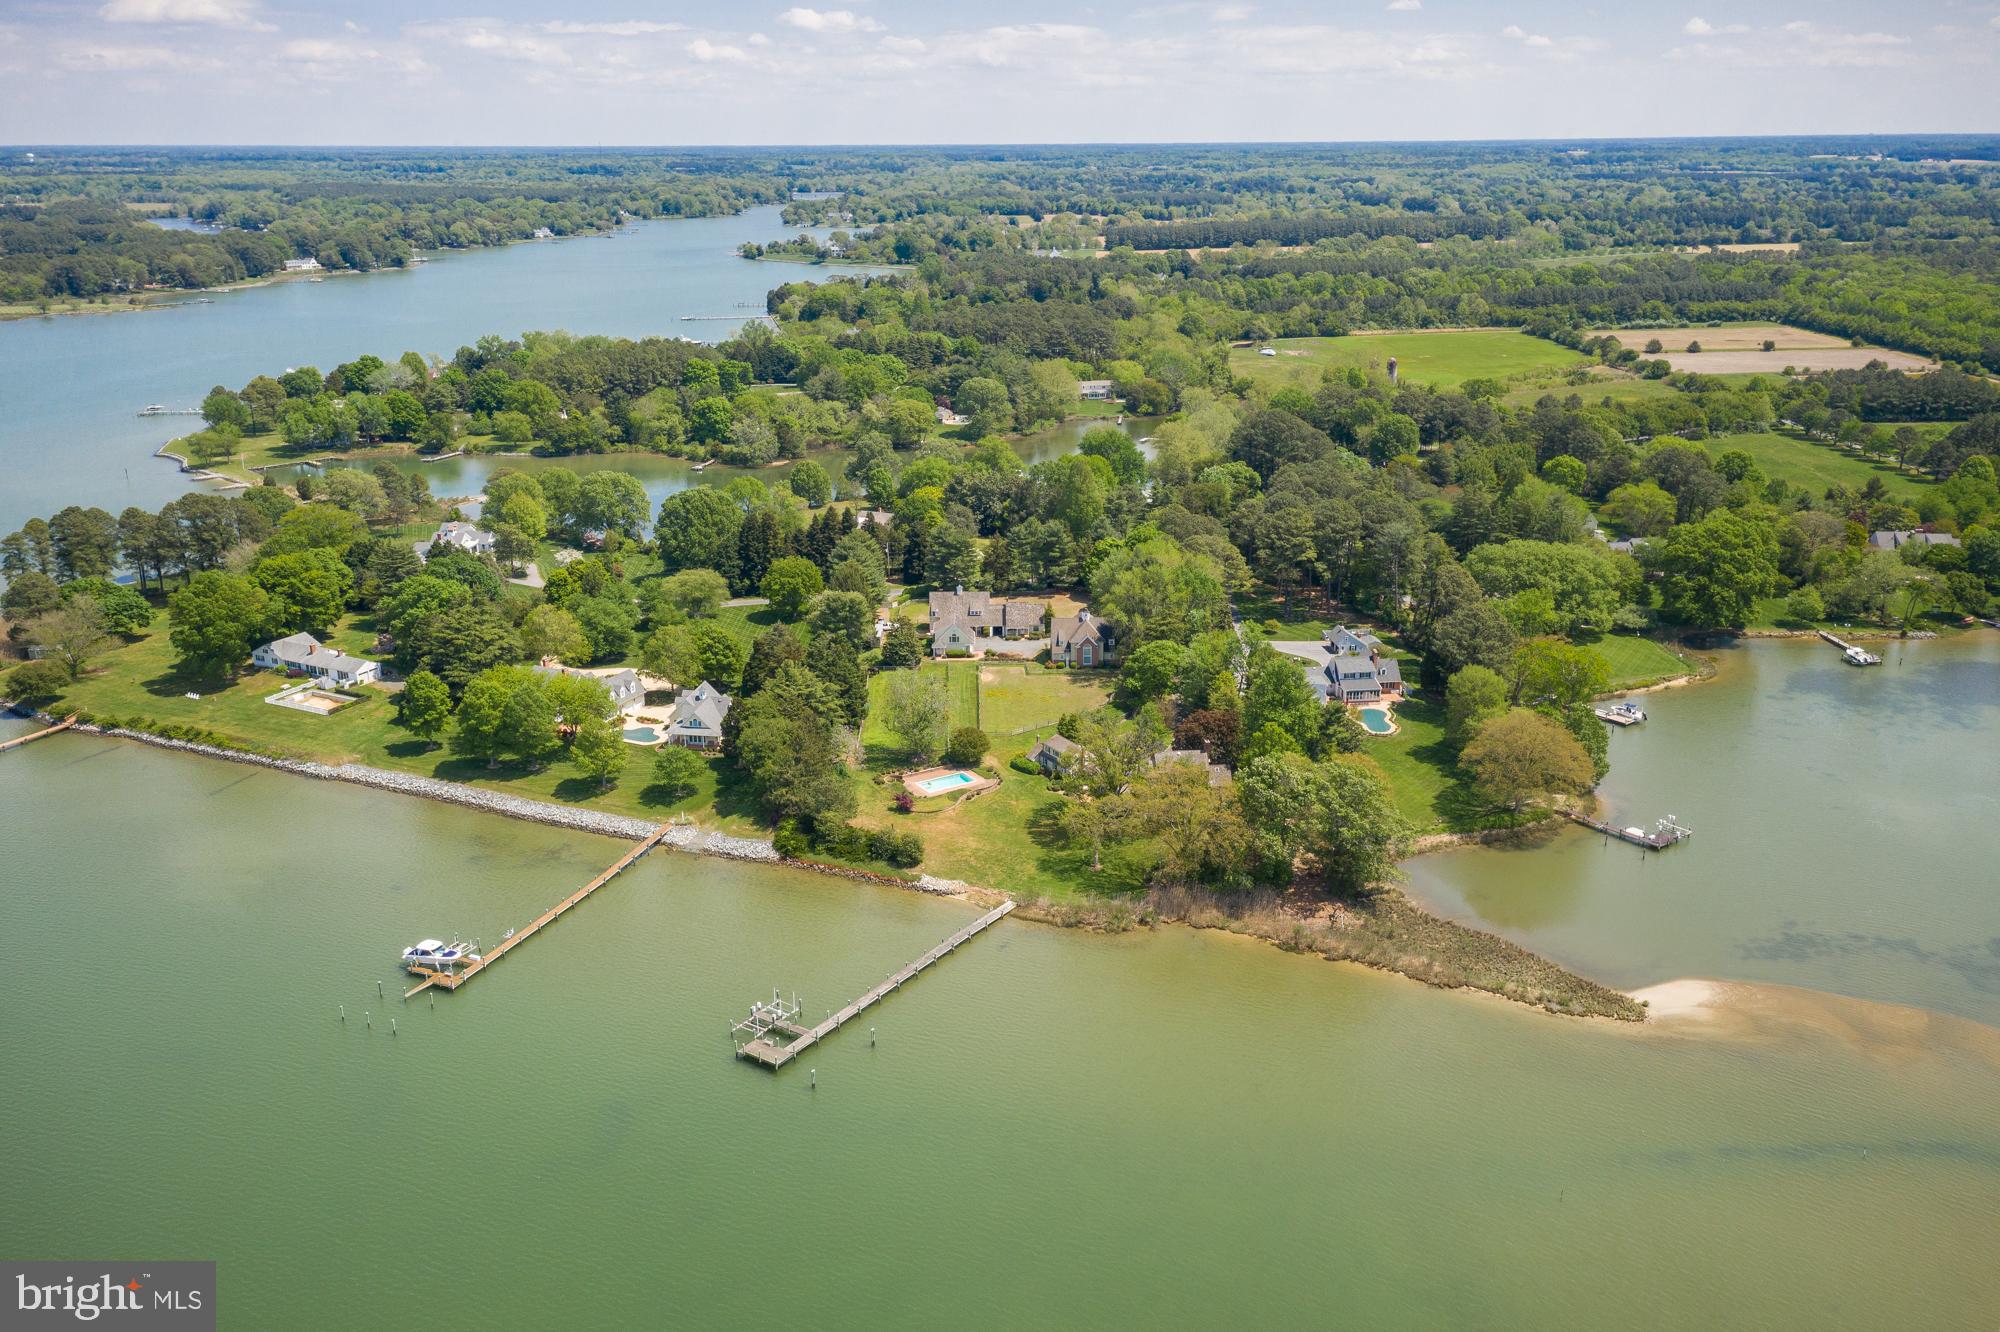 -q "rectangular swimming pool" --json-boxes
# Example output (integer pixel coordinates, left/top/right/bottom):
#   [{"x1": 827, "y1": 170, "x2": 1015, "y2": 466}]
[{"x1": 915, "y1": 770, "x2": 977, "y2": 795}]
